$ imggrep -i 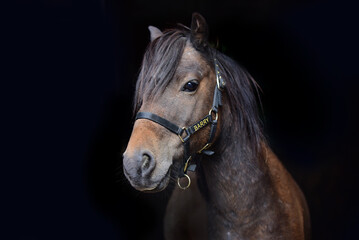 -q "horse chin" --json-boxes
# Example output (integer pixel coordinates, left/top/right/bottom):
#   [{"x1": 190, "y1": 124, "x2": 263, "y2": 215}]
[
  {"x1": 127, "y1": 165, "x2": 172, "y2": 193},
  {"x1": 143, "y1": 167, "x2": 172, "y2": 193}
]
